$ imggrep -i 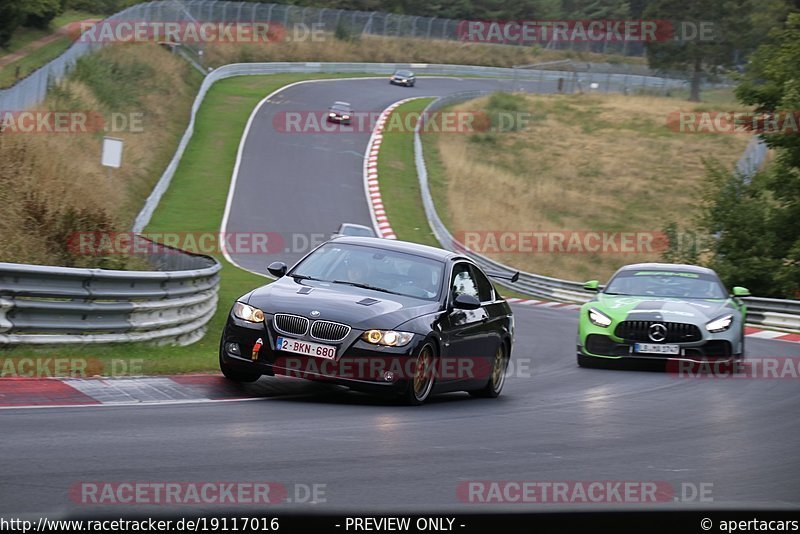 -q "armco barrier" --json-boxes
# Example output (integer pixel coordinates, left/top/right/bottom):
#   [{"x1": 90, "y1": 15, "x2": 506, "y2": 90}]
[
  {"x1": 412, "y1": 91, "x2": 799, "y2": 333},
  {"x1": 0, "y1": 236, "x2": 220, "y2": 345}
]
